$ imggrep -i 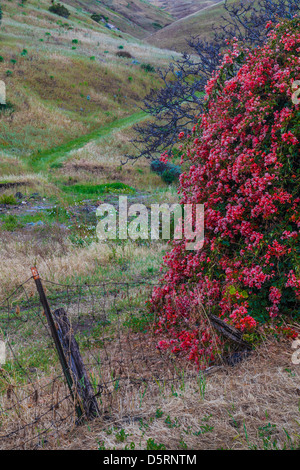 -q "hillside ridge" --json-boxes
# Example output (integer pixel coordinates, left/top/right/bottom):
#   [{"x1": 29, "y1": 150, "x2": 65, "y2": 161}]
[
  {"x1": 146, "y1": 0, "x2": 229, "y2": 52},
  {"x1": 146, "y1": 0, "x2": 223, "y2": 19}
]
